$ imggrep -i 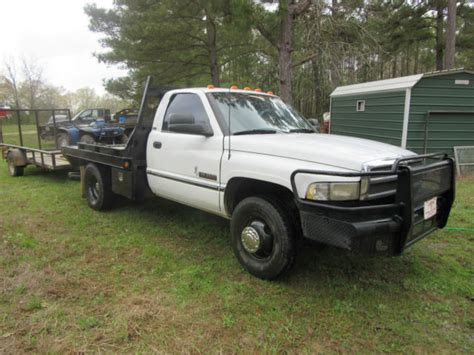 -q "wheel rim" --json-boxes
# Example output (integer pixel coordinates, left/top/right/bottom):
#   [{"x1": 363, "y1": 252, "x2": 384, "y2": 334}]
[
  {"x1": 88, "y1": 176, "x2": 100, "y2": 202},
  {"x1": 241, "y1": 220, "x2": 274, "y2": 259}
]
